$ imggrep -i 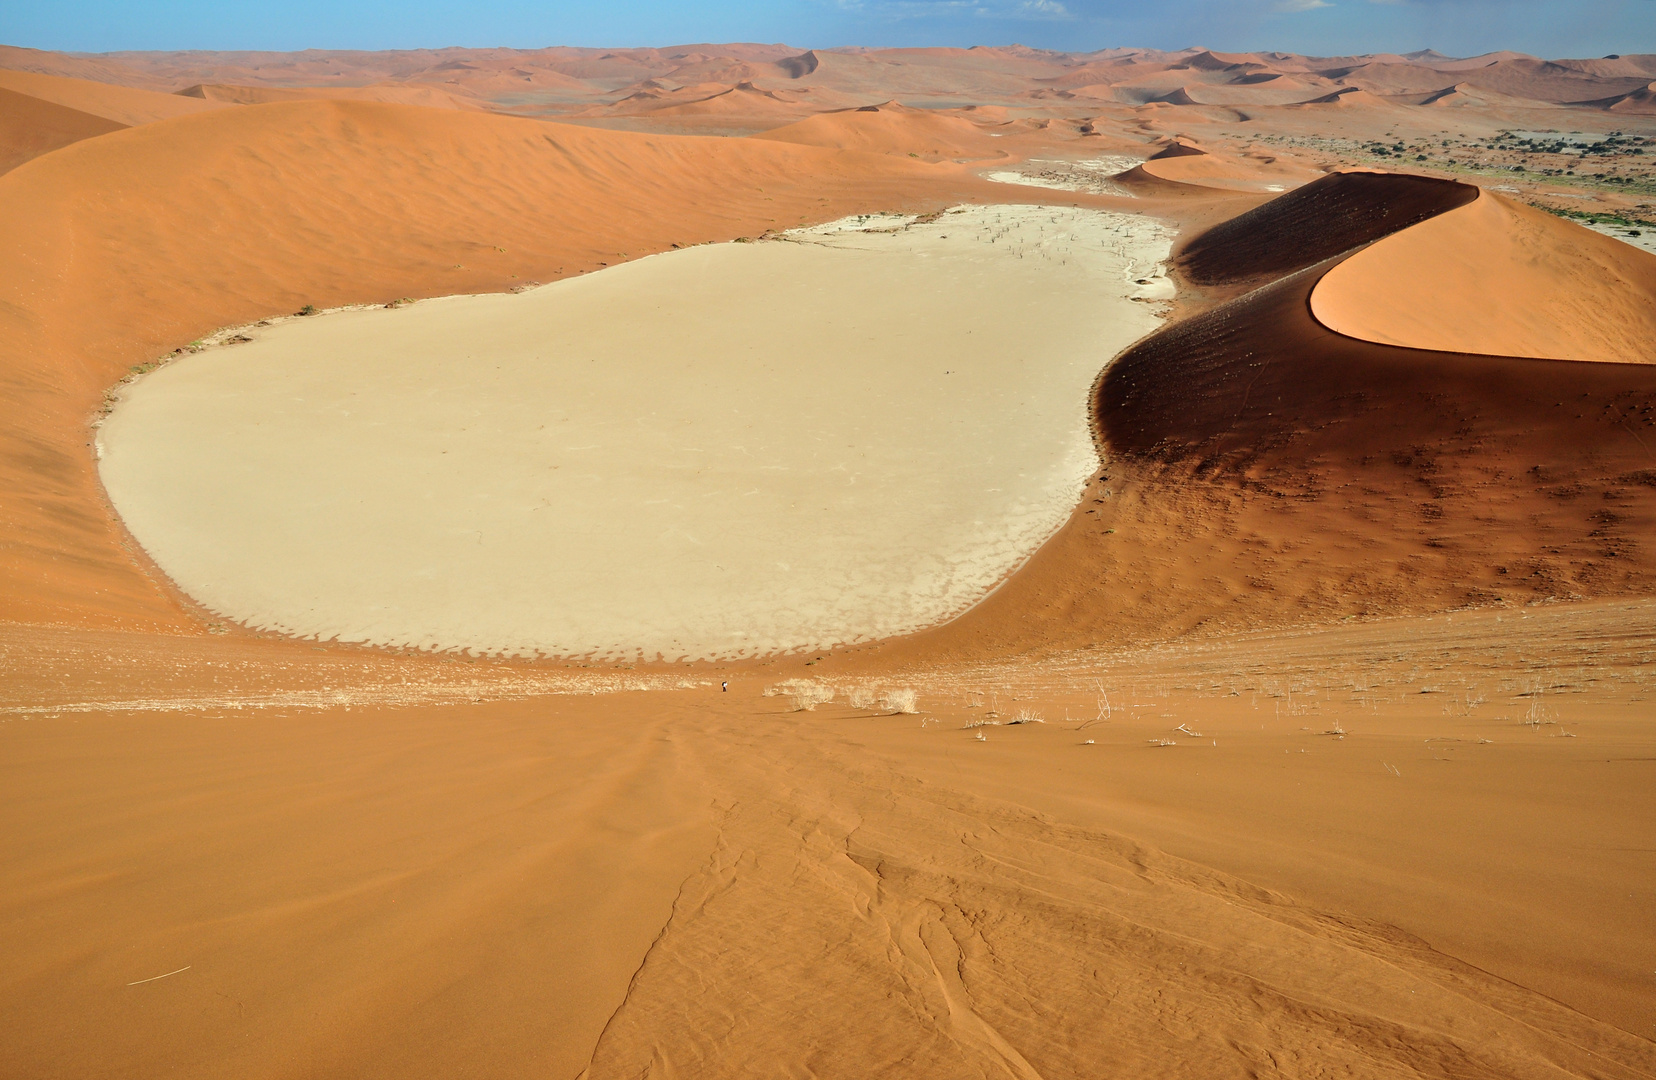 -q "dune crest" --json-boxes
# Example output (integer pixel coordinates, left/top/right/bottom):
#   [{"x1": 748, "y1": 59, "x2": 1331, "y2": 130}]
[
  {"x1": 1311, "y1": 189, "x2": 1656, "y2": 364},
  {"x1": 0, "y1": 67, "x2": 226, "y2": 126},
  {"x1": 754, "y1": 100, "x2": 1007, "y2": 160},
  {"x1": 0, "y1": 85, "x2": 125, "y2": 174}
]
